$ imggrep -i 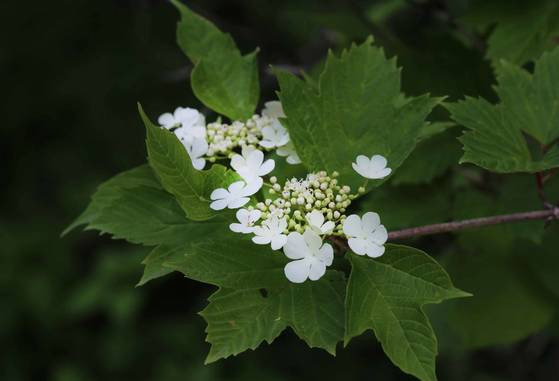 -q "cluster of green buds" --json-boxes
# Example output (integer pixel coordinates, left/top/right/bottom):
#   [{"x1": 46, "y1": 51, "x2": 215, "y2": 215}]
[
  {"x1": 252, "y1": 171, "x2": 365, "y2": 235},
  {"x1": 206, "y1": 115, "x2": 274, "y2": 161}
]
